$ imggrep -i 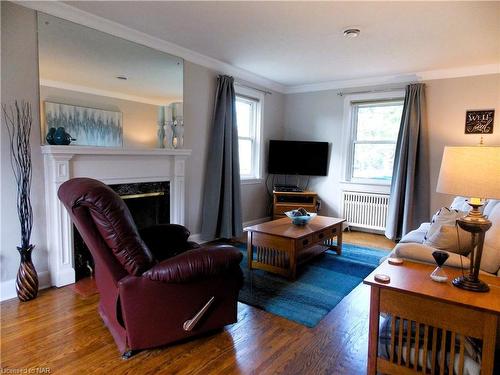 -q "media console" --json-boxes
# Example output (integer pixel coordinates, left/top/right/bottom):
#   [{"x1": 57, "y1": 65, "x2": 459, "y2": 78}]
[{"x1": 272, "y1": 191, "x2": 318, "y2": 220}]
